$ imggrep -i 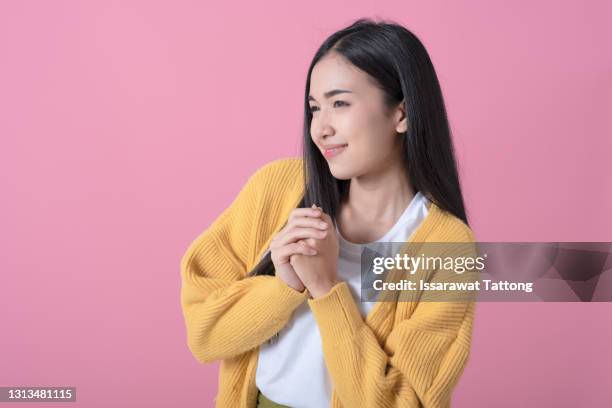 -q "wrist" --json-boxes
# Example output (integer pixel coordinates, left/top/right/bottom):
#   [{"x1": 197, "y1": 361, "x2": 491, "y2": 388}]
[
  {"x1": 280, "y1": 276, "x2": 305, "y2": 292},
  {"x1": 277, "y1": 267, "x2": 306, "y2": 292},
  {"x1": 308, "y1": 277, "x2": 342, "y2": 299}
]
